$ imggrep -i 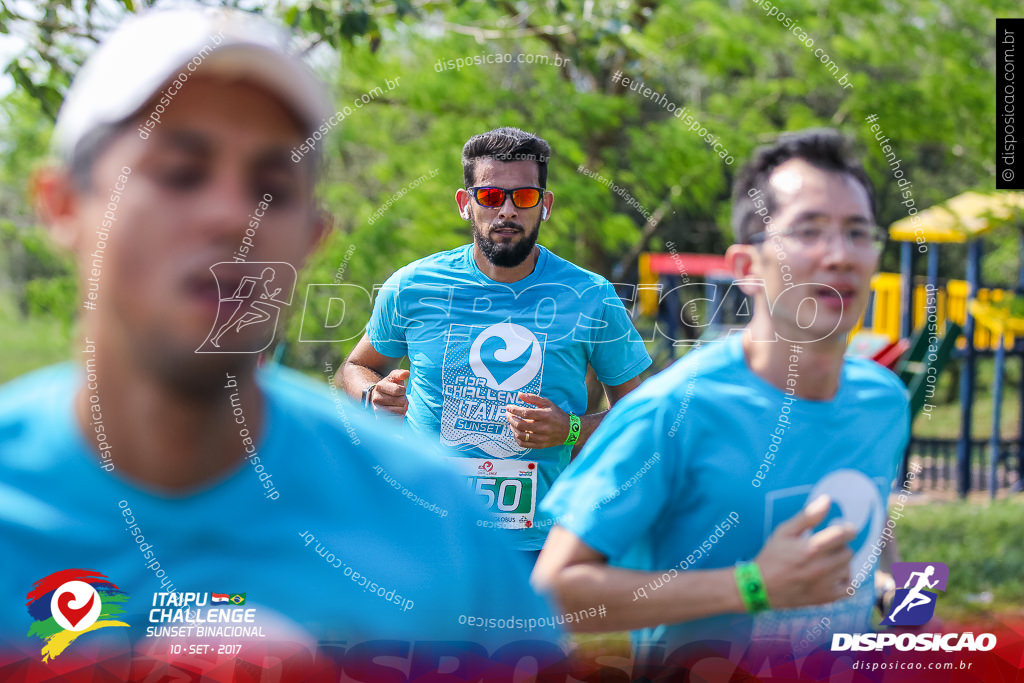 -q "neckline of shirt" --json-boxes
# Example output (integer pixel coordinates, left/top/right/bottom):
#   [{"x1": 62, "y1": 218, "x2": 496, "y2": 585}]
[
  {"x1": 462, "y1": 243, "x2": 551, "y2": 290},
  {"x1": 724, "y1": 333, "x2": 849, "y2": 410},
  {"x1": 59, "y1": 365, "x2": 280, "y2": 504}
]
